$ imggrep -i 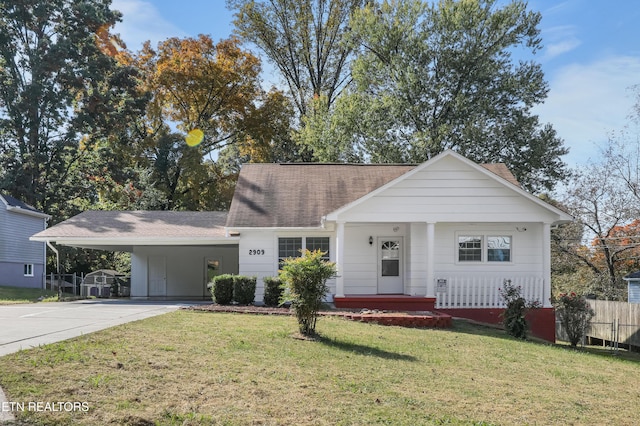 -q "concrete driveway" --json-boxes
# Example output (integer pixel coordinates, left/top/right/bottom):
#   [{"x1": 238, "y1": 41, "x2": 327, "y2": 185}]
[{"x1": 0, "y1": 299, "x2": 205, "y2": 357}]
